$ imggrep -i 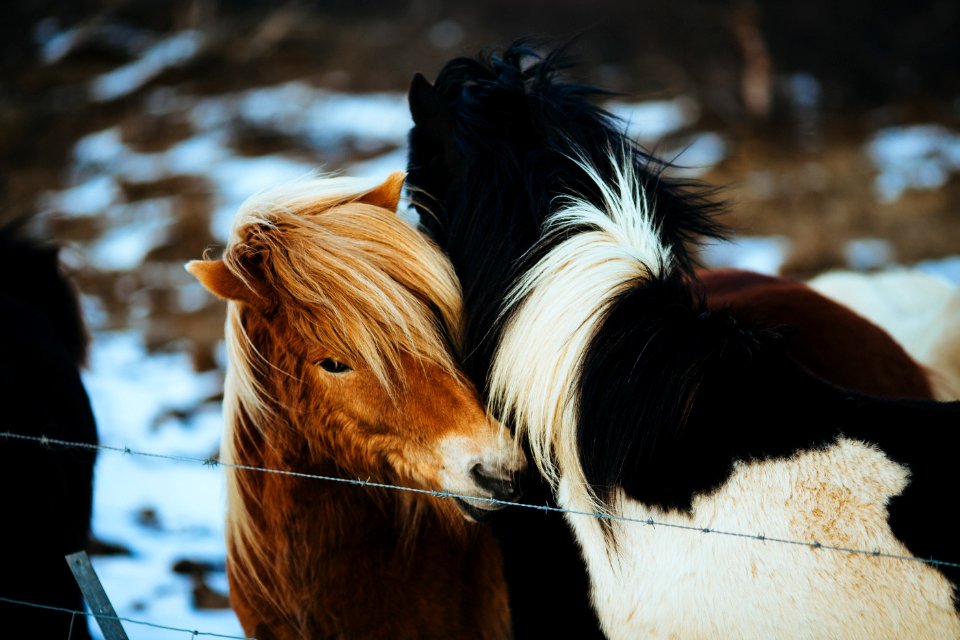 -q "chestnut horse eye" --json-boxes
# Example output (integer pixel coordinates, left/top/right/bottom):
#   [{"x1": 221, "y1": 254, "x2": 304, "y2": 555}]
[{"x1": 318, "y1": 358, "x2": 351, "y2": 373}]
